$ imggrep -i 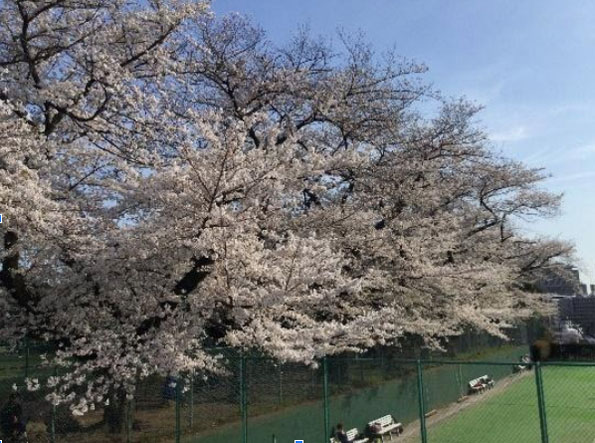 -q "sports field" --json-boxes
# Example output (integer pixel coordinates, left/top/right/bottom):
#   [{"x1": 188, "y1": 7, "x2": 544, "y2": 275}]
[{"x1": 416, "y1": 365, "x2": 595, "y2": 443}]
